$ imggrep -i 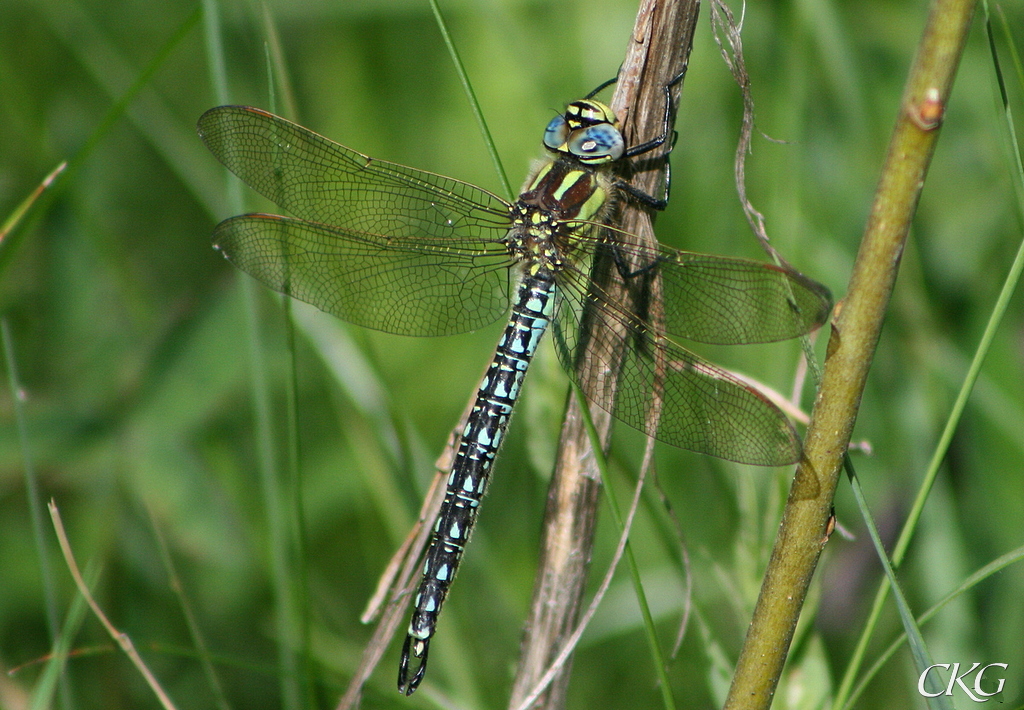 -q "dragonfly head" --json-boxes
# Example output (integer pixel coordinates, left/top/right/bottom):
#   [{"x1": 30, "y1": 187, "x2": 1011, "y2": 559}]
[{"x1": 543, "y1": 99, "x2": 624, "y2": 165}]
